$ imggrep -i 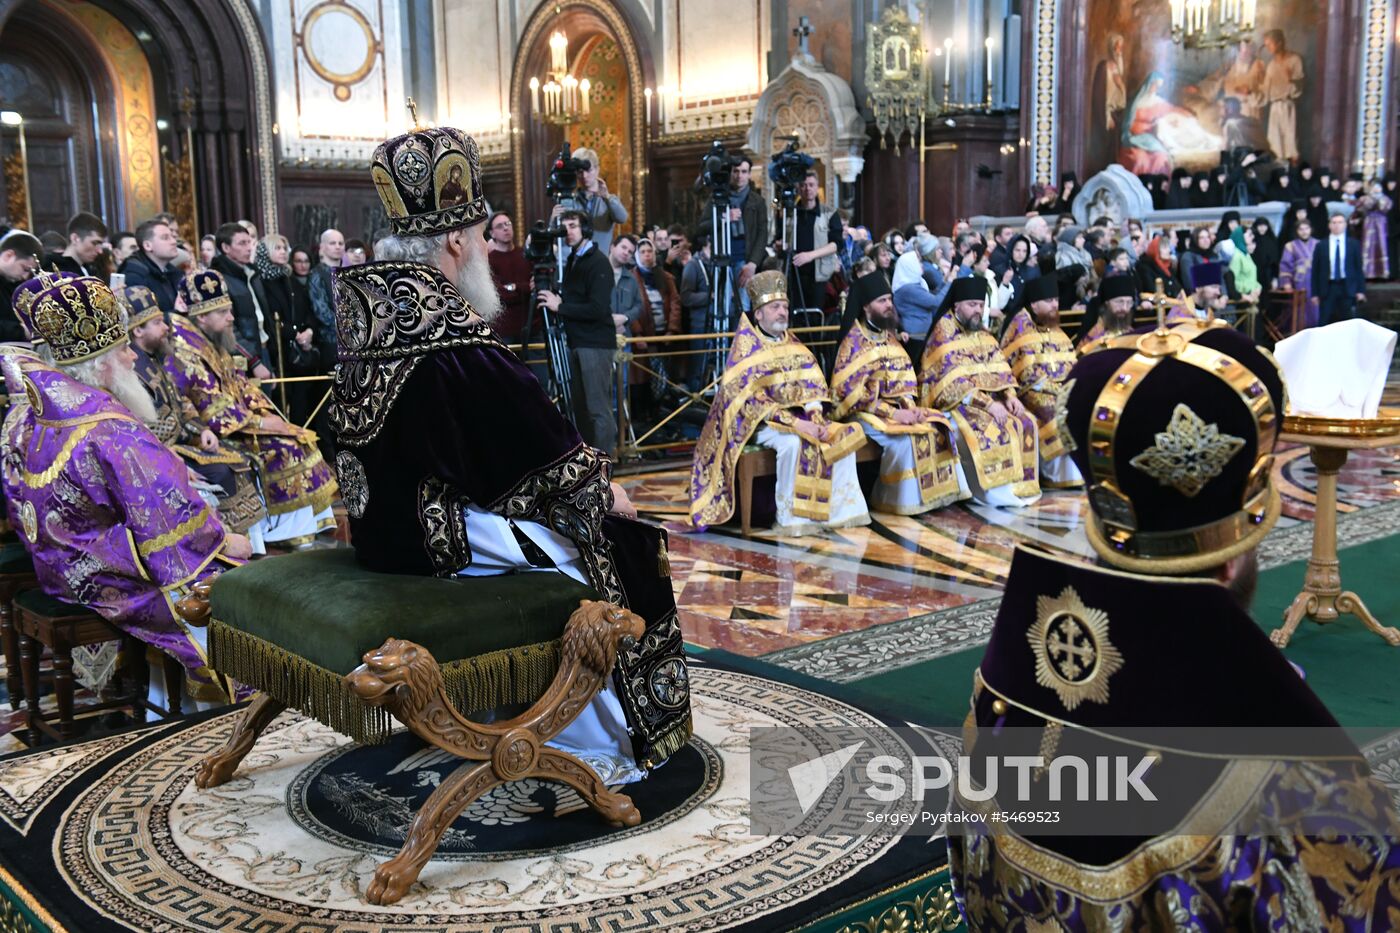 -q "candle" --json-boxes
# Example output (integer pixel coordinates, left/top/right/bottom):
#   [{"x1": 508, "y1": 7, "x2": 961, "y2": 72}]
[
  {"x1": 529, "y1": 77, "x2": 540, "y2": 115},
  {"x1": 984, "y1": 37, "x2": 994, "y2": 97},
  {"x1": 658, "y1": 85, "x2": 667, "y2": 129},
  {"x1": 580, "y1": 79, "x2": 590, "y2": 117},
  {"x1": 943, "y1": 37, "x2": 953, "y2": 87},
  {"x1": 550, "y1": 31, "x2": 568, "y2": 74},
  {"x1": 644, "y1": 87, "x2": 653, "y2": 127}
]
